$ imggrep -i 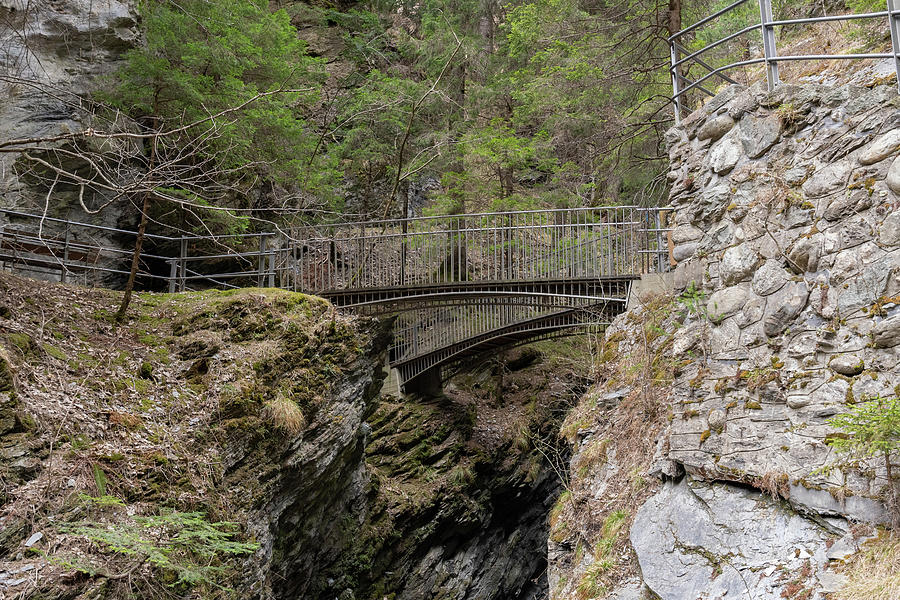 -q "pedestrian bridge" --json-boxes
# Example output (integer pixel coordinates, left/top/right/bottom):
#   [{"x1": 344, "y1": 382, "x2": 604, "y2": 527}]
[
  {"x1": 0, "y1": 206, "x2": 670, "y2": 389},
  {"x1": 288, "y1": 206, "x2": 670, "y2": 387}
]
